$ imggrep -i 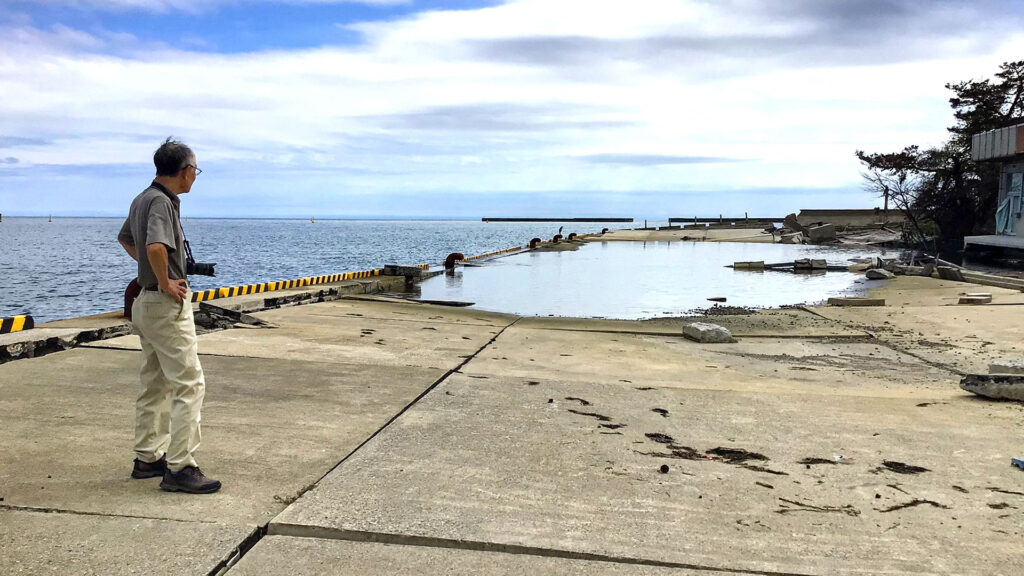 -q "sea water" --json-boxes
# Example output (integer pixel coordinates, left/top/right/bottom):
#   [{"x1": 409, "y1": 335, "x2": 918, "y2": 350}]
[
  {"x1": 0, "y1": 218, "x2": 883, "y2": 322},
  {"x1": 418, "y1": 240, "x2": 884, "y2": 319}
]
